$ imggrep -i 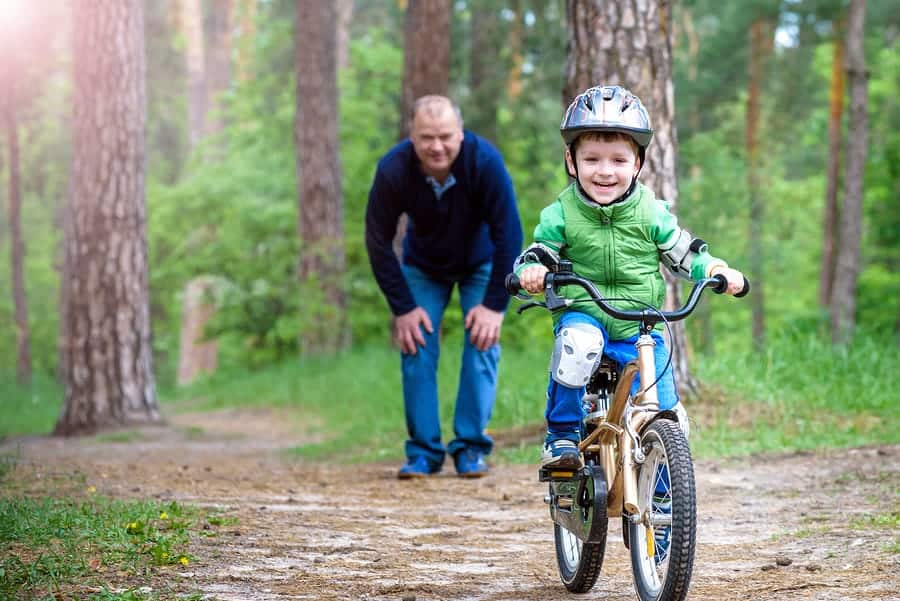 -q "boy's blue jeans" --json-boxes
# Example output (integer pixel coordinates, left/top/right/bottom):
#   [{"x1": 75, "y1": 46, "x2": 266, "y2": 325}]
[
  {"x1": 546, "y1": 311, "x2": 678, "y2": 441},
  {"x1": 400, "y1": 262, "x2": 499, "y2": 467}
]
